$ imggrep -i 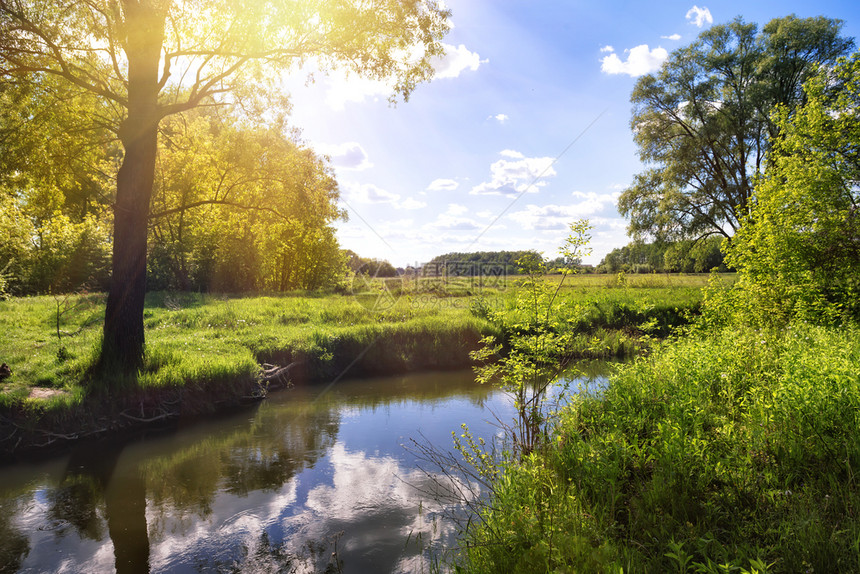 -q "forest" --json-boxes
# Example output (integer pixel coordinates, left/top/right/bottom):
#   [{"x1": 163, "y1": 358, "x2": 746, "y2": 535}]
[{"x1": 0, "y1": 93, "x2": 346, "y2": 296}]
